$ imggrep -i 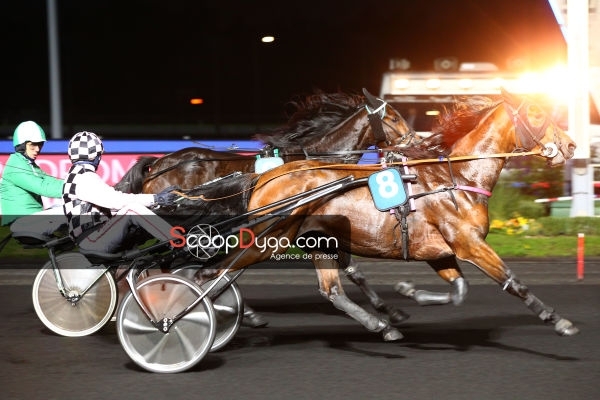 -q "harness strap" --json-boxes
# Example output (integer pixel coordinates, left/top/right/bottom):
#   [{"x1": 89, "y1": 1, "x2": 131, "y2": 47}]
[
  {"x1": 365, "y1": 101, "x2": 386, "y2": 116},
  {"x1": 454, "y1": 185, "x2": 493, "y2": 197},
  {"x1": 444, "y1": 158, "x2": 459, "y2": 210},
  {"x1": 390, "y1": 206, "x2": 405, "y2": 259},
  {"x1": 444, "y1": 157, "x2": 492, "y2": 207},
  {"x1": 398, "y1": 205, "x2": 410, "y2": 260},
  {"x1": 367, "y1": 113, "x2": 388, "y2": 144},
  {"x1": 400, "y1": 156, "x2": 416, "y2": 211},
  {"x1": 505, "y1": 100, "x2": 553, "y2": 152}
]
